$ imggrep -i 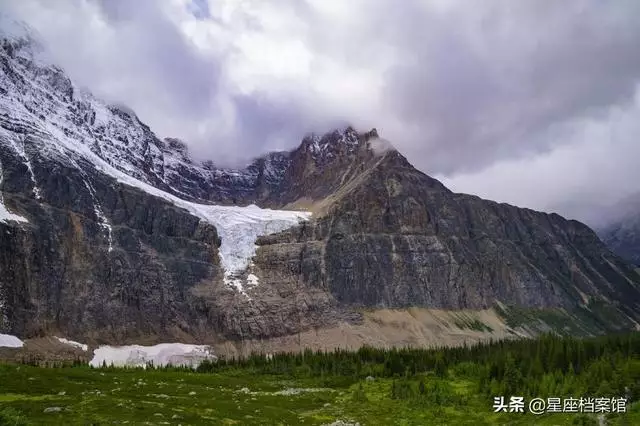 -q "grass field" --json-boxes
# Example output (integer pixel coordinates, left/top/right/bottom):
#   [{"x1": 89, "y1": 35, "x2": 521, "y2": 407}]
[{"x1": 0, "y1": 362, "x2": 637, "y2": 425}]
